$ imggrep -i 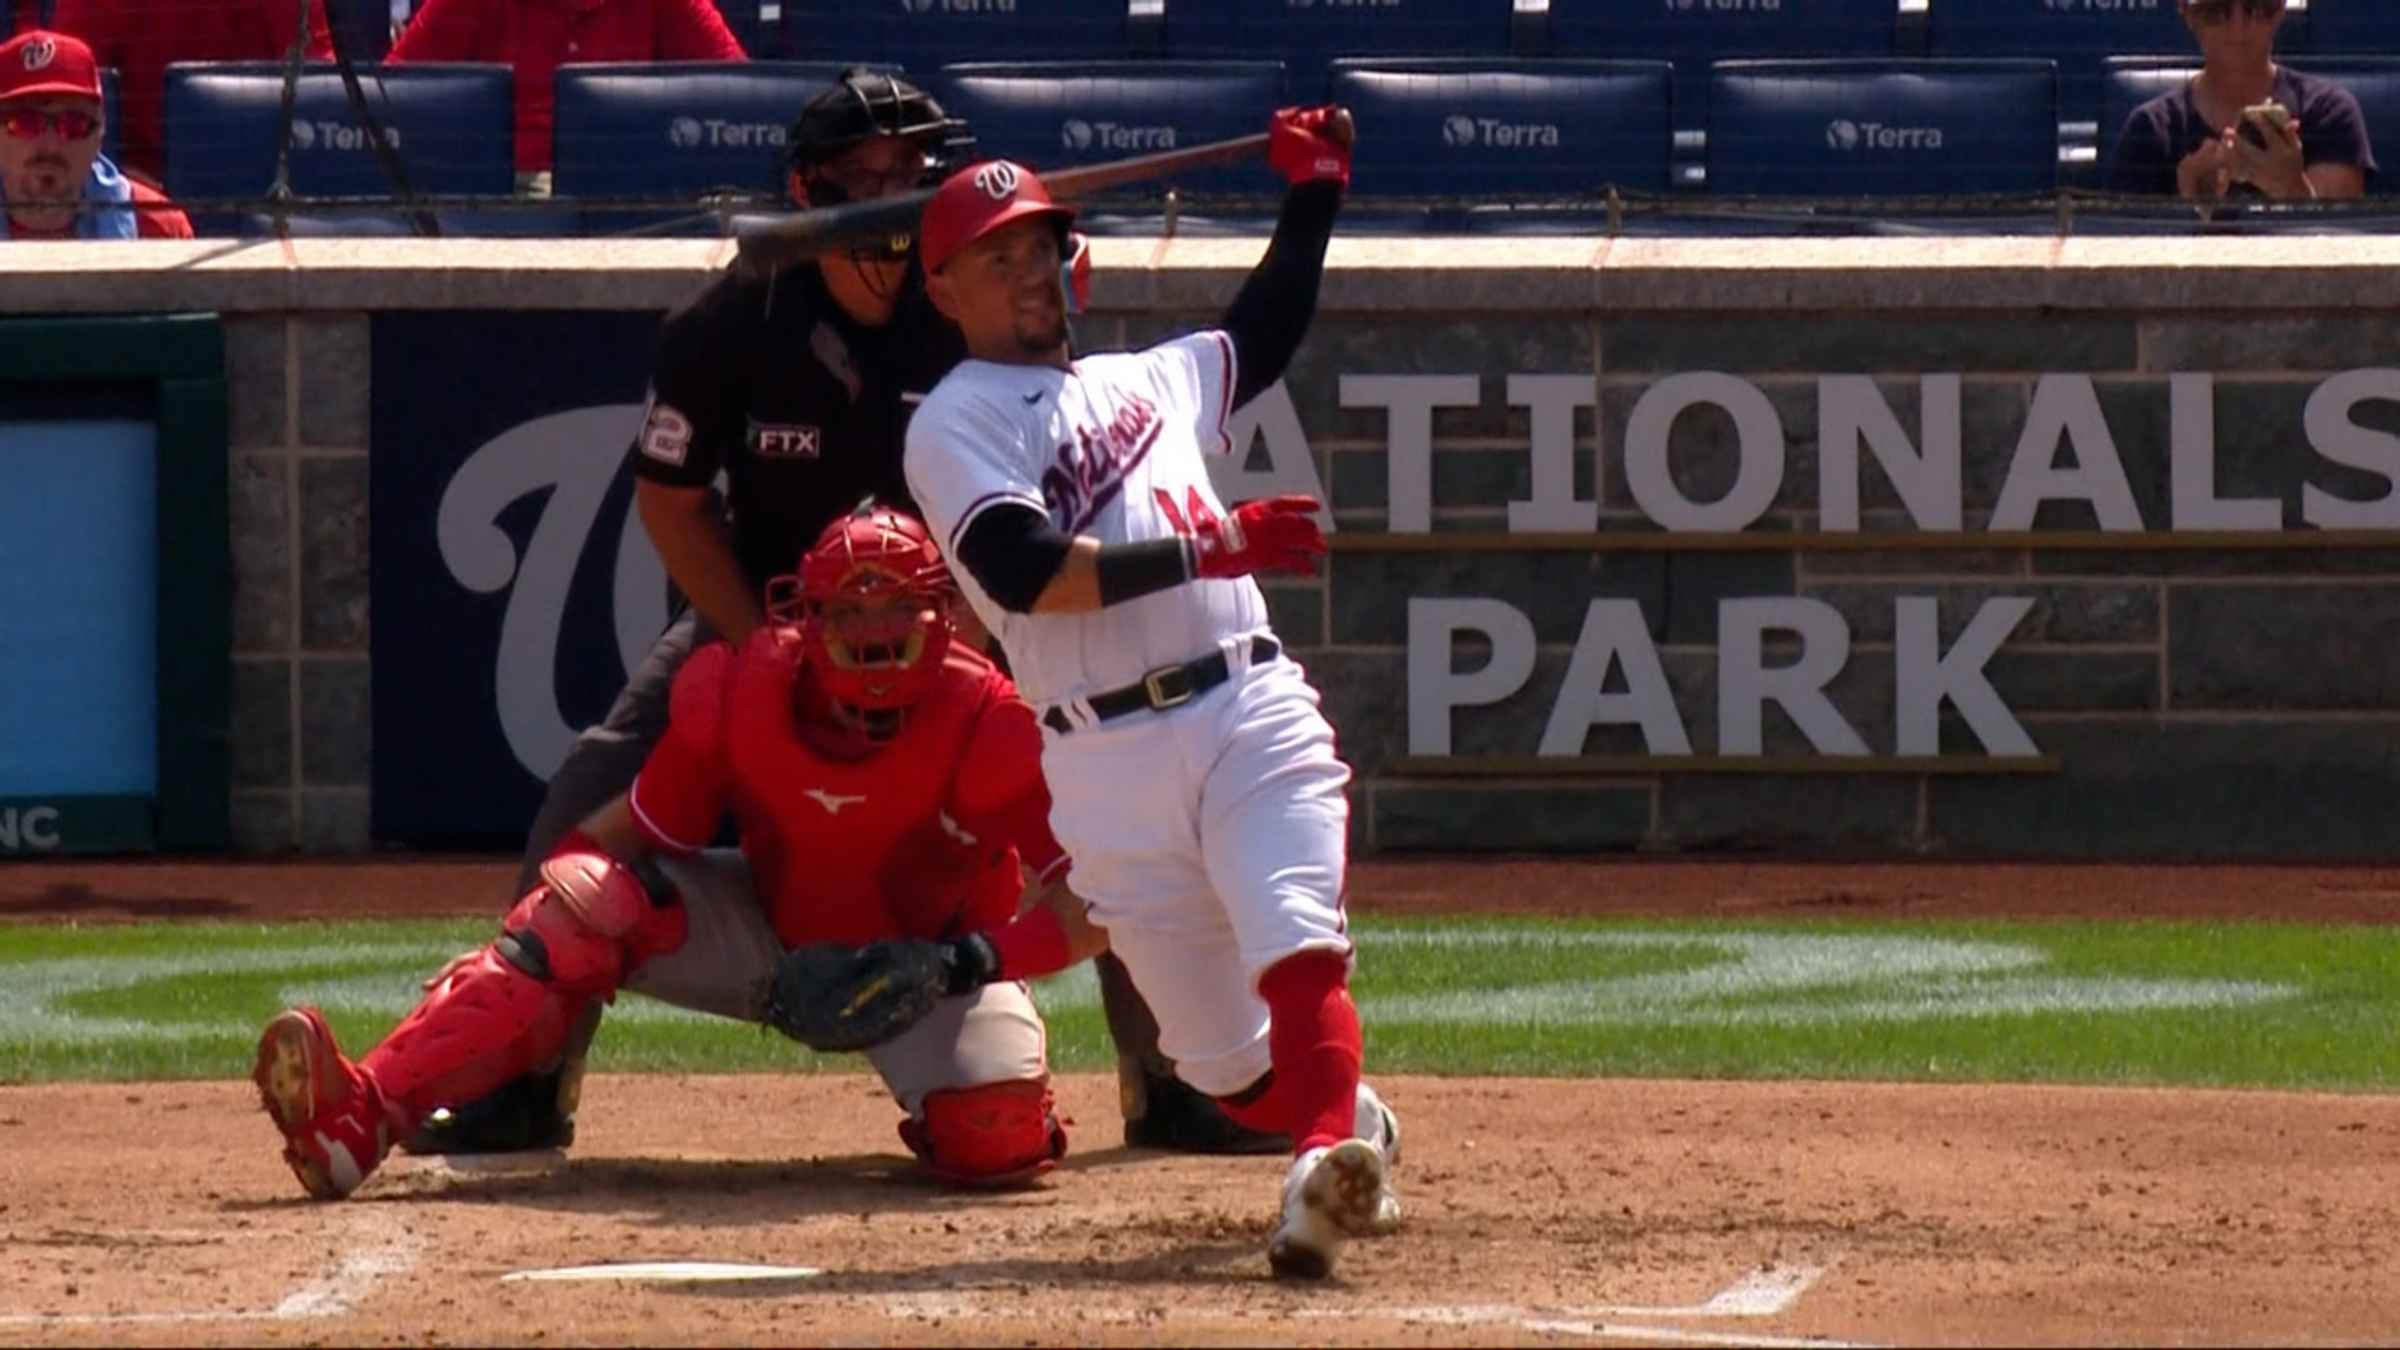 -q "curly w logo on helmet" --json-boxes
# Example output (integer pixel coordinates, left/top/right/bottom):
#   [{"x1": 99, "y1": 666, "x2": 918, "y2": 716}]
[{"x1": 972, "y1": 161, "x2": 1022, "y2": 200}]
